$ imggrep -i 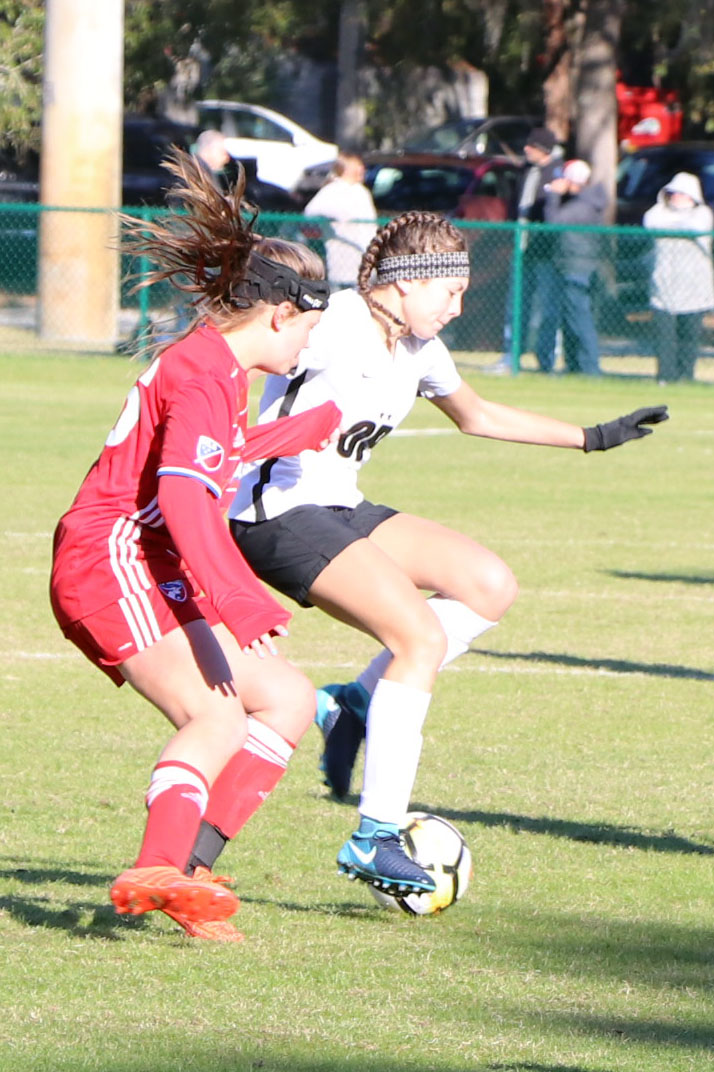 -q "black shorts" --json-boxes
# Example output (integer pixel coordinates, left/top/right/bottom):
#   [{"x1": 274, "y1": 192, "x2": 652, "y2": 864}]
[{"x1": 230, "y1": 501, "x2": 397, "y2": 608}]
